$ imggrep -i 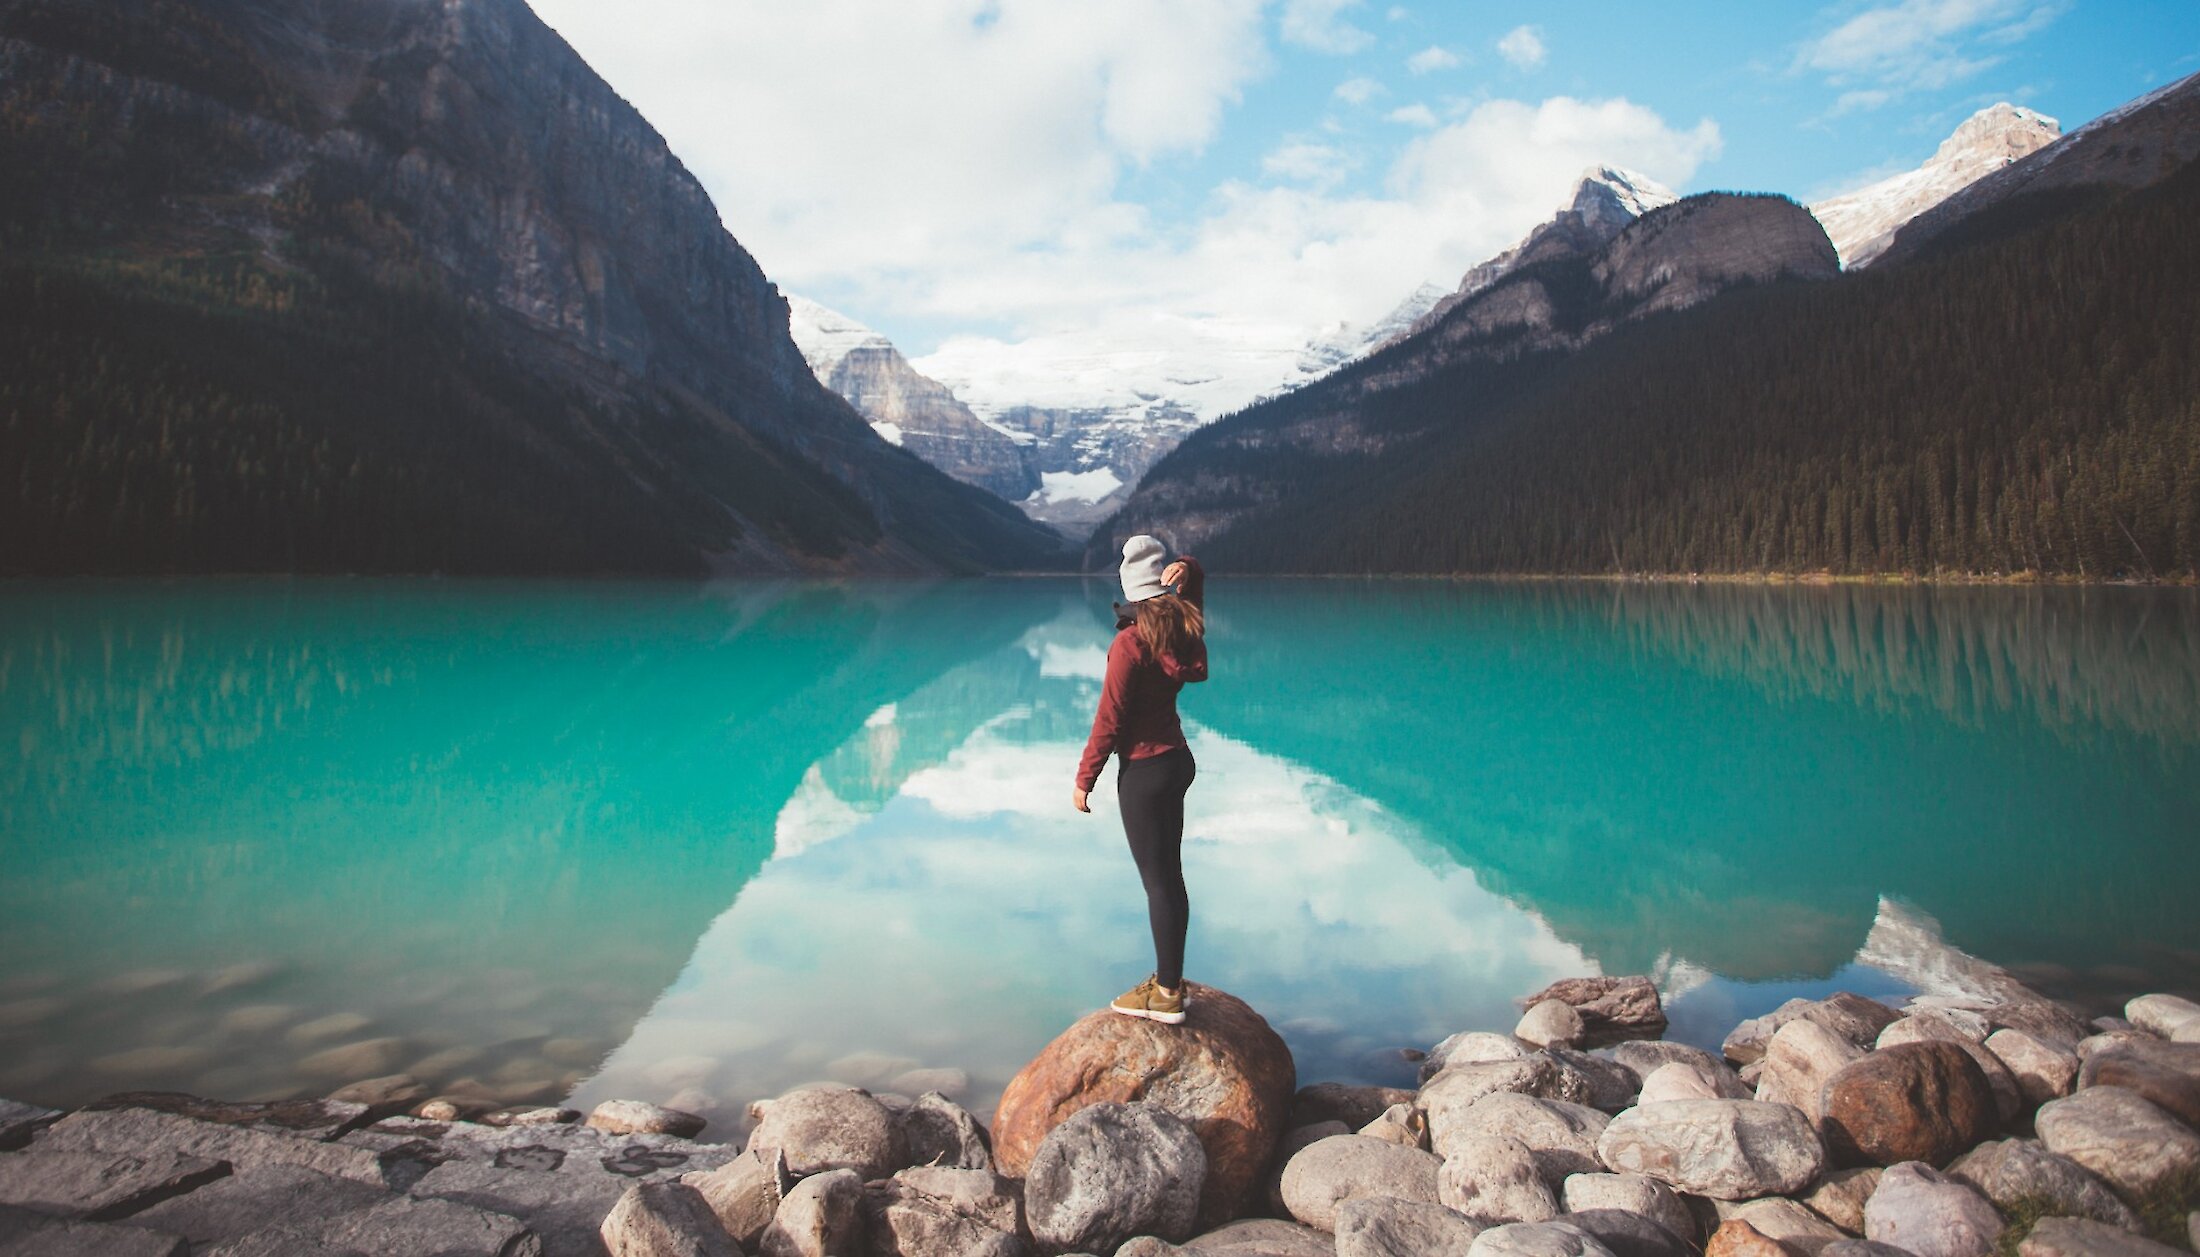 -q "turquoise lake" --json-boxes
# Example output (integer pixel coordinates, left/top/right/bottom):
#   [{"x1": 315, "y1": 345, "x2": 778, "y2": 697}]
[{"x1": 2, "y1": 579, "x2": 2197, "y2": 1136}]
